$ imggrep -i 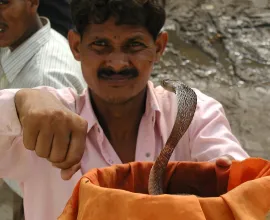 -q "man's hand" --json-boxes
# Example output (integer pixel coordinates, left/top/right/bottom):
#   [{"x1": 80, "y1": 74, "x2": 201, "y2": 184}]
[
  {"x1": 215, "y1": 154, "x2": 235, "y2": 168},
  {"x1": 15, "y1": 89, "x2": 88, "y2": 180}
]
